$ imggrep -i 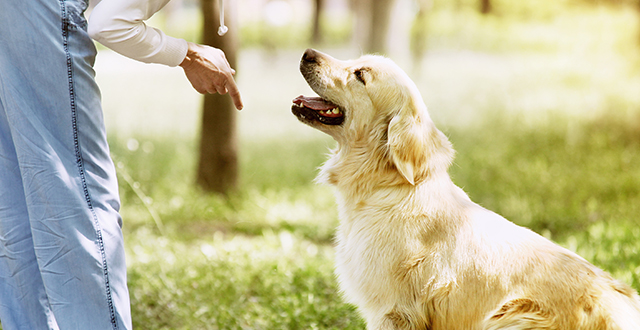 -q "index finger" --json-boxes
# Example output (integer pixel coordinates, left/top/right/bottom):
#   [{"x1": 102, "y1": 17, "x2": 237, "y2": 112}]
[{"x1": 225, "y1": 76, "x2": 243, "y2": 110}]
